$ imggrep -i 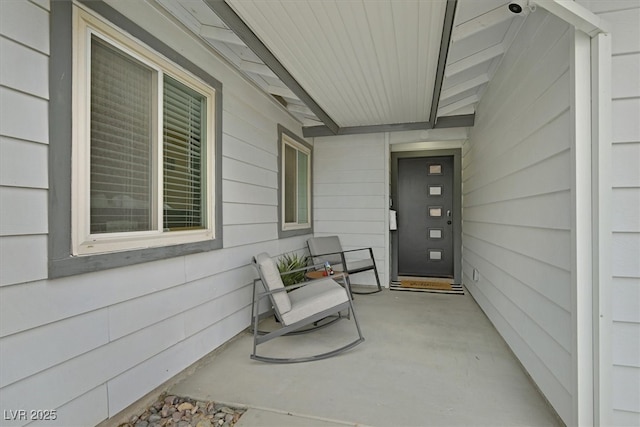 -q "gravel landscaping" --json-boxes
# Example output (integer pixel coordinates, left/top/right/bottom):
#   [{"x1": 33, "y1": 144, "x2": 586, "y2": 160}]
[{"x1": 118, "y1": 394, "x2": 245, "y2": 427}]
